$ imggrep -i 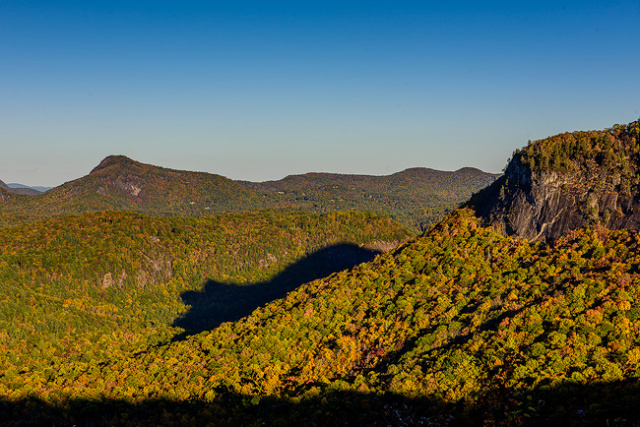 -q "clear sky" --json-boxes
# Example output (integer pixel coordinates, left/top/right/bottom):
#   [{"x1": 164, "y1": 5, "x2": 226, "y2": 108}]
[{"x1": 2, "y1": 1, "x2": 639, "y2": 186}]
